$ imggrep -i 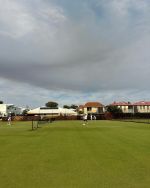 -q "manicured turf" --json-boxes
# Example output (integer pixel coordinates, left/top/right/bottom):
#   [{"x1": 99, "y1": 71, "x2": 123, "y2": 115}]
[{"x1": 0, "y1": 120, "x2": 150, "y2": 188}]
